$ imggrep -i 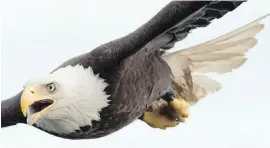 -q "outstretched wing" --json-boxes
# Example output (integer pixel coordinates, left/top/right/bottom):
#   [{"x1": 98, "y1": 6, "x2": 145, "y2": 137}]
[
  {"x1": 55, "y1": 1, "x2": 245, "y2": 73},
  {"x1": 1, "y1": 92, "x2": 26, "y2": 127},
  {"x1": 162, "y1": 14, "x2": 268, "y2": 106}
]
